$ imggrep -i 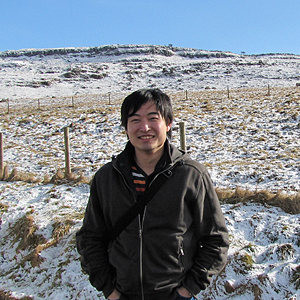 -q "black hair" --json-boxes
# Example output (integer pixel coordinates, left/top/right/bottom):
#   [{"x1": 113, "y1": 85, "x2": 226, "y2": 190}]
[{"x1": 121, "y1": 88, "x2": 174, "y2": 139}]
